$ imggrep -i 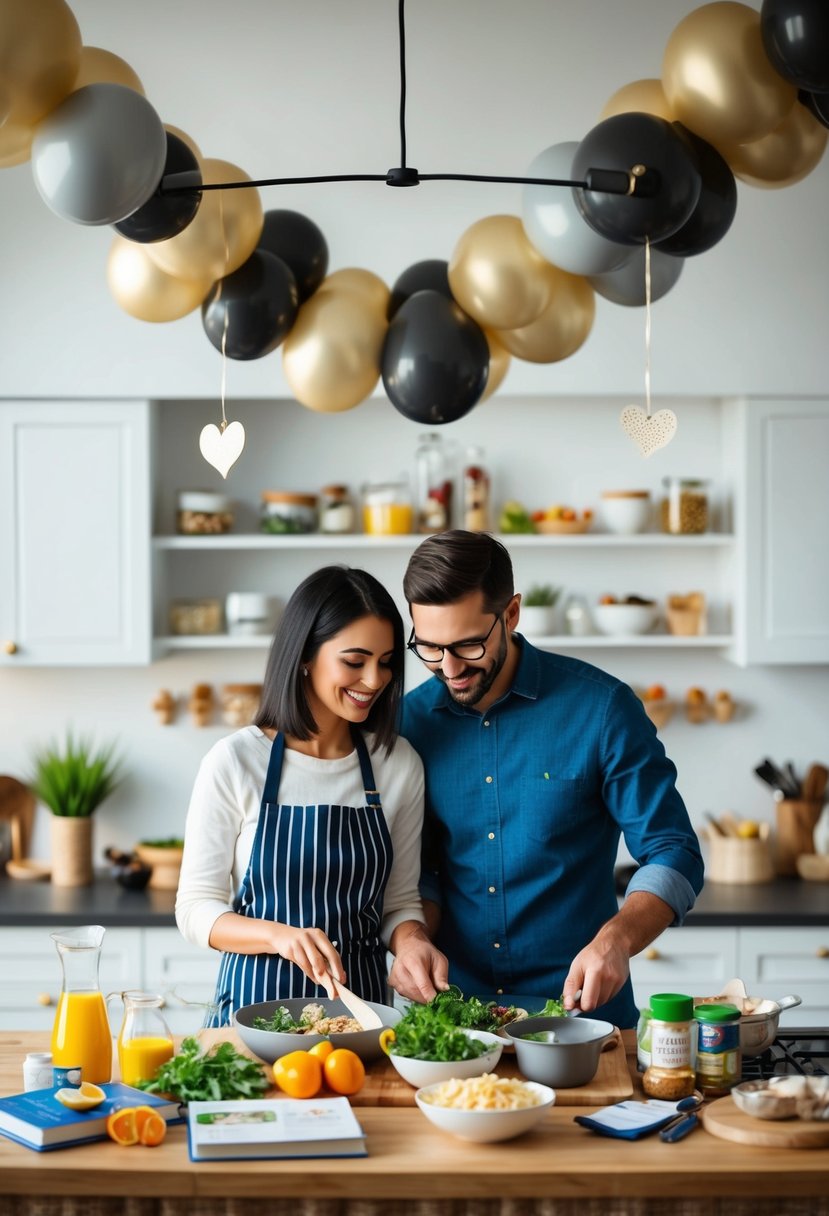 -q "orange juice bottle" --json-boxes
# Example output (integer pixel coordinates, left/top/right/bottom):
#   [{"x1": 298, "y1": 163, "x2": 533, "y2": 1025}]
[
  {"x1": 115, "y1": 991, "x2": 175, "y2": 1087},
  {"x1": 50, "y1": 926, "x2": 113, "y2": 1084}
]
